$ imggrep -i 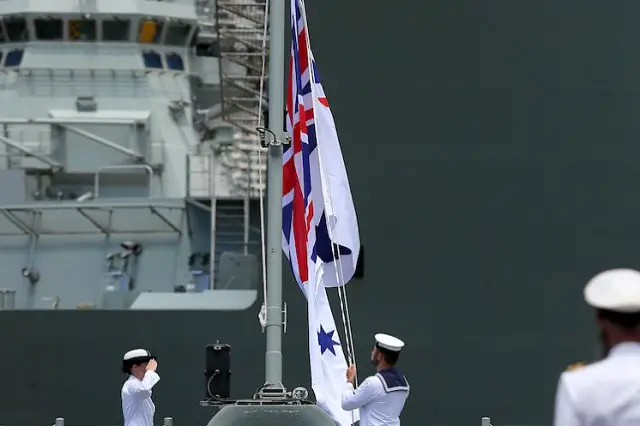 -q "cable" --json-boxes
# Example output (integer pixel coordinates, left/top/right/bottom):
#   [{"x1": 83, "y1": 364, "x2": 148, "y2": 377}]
[
  {"x1": 206, "y1": 370, "x2": 221, "y2": 399},
  {"x1": 253, "y1": 0, "x2": 270, "y2": 326}
]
